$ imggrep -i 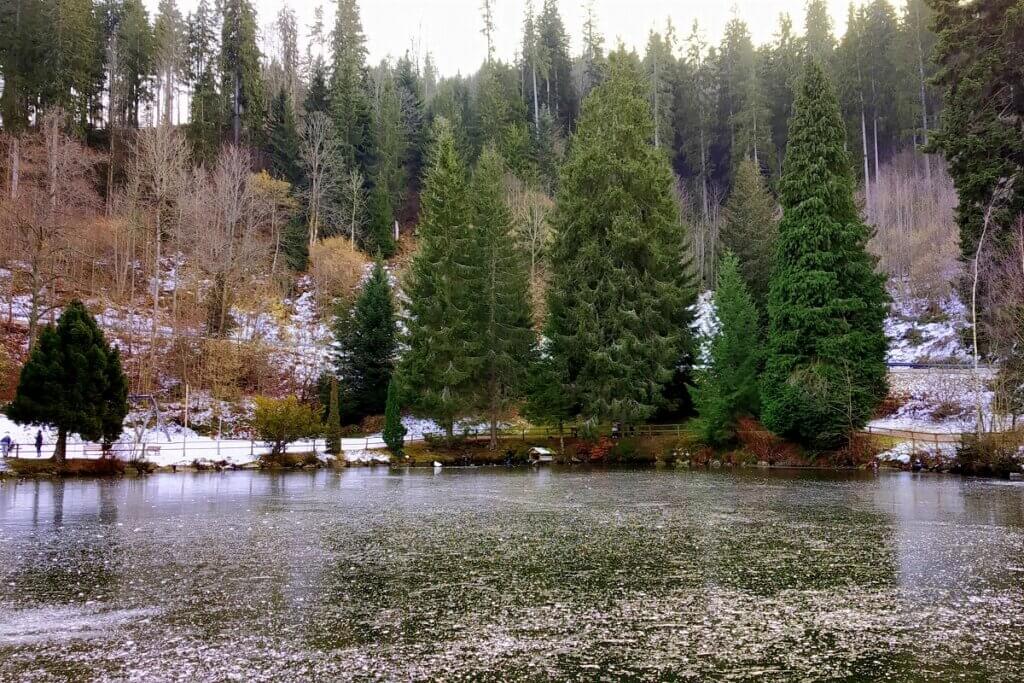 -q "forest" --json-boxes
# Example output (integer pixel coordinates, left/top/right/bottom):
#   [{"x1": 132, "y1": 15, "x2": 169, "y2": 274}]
[{"x1": 1, "y1": 0, "x2": 1022, "y2": 457}]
